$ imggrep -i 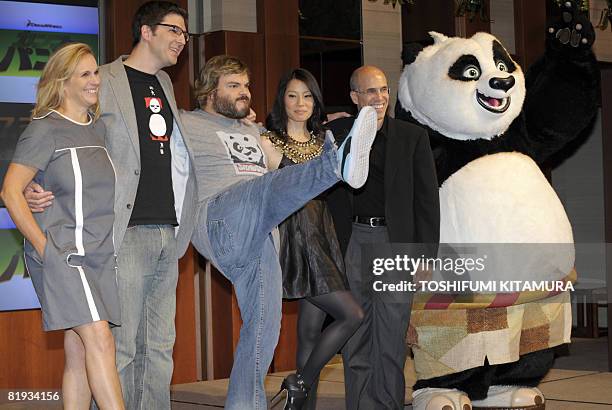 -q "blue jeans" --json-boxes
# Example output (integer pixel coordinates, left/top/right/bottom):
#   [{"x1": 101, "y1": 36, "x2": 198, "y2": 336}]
[
  {"x1": 112, "y1": 225, "x2": 178, "y2": 410},
  {"x1": 191, "y1": 145, "x2": 340, "y2": 410}
]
